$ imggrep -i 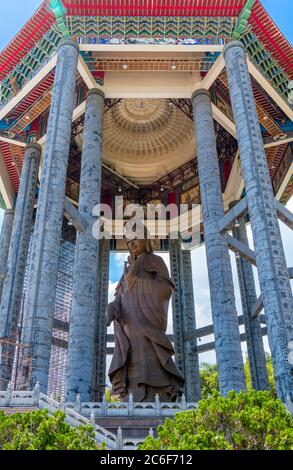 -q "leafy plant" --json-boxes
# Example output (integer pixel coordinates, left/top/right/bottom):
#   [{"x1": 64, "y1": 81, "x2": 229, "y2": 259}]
[
  {"x1": 200, "y1": 355, "x2": 276, "y2": 399},
  {"x1": 0, "y1": 409, "x2": 103, "y2": 450},
  {"x1": 139, "y1": 390, "x2": 293, "y2": 450}
]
